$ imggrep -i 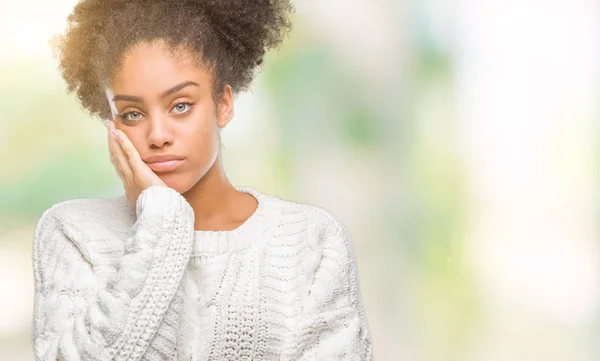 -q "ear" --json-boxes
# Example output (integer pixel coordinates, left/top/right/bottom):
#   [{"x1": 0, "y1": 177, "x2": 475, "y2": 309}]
[{"x1": 216, "y1": 84, "x2": 234, "y2": 129}]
